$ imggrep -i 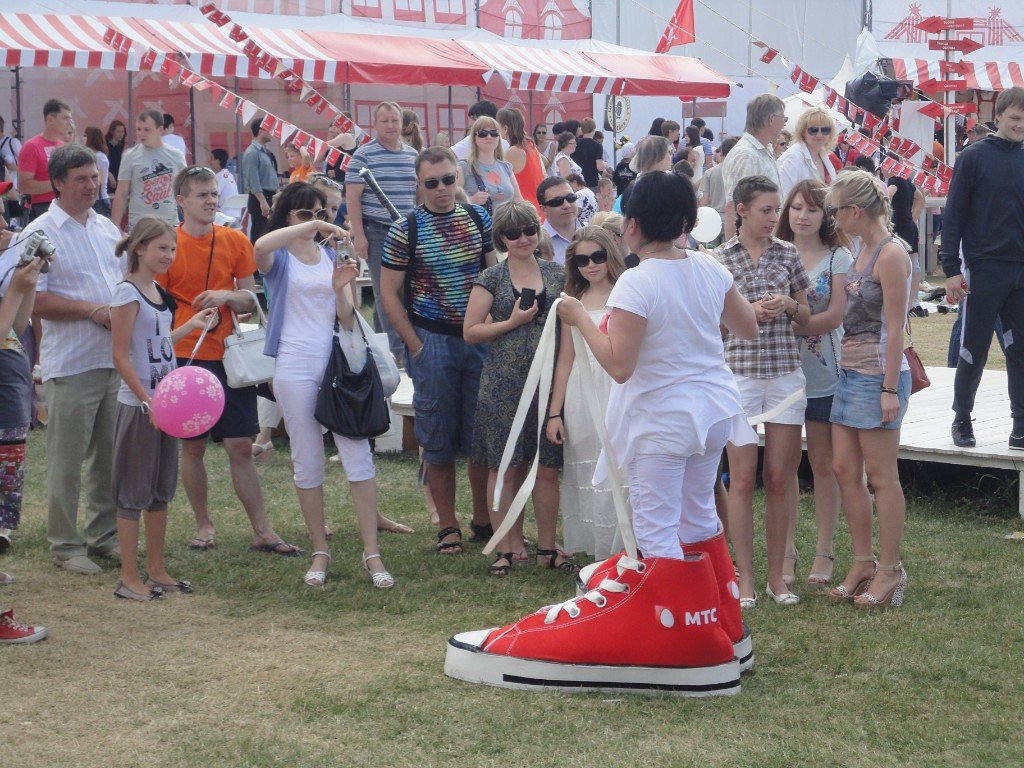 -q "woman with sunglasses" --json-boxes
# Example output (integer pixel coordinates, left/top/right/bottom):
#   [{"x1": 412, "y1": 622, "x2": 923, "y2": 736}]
[
  {"x1": 549, "y1": 131, "x2": 583, "y2": 181},
  {"x1": 254, "y1": 182, "x2": 394, "y2": 590},
  {"x1": 778, "y1": 106, "x2": 839, "y2": 199},
  {"x1": 546, "y1": 226, "x2": 628, "y2": 558},
  {"x1": 458, "y1": 116, "x2": 522, "y2": 217},
  {"x1": 464, "y1": 199, "x2": 571, "y2": 577}
]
